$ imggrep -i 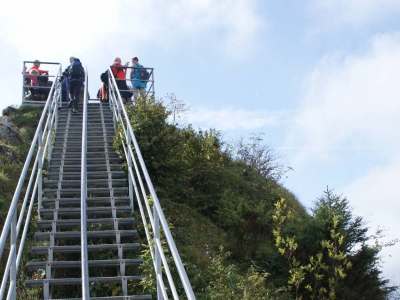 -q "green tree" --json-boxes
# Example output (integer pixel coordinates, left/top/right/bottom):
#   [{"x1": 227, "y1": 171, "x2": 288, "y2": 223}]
[
  {"x1": 272, "y1": 190, "x2": 398, "y2": 300},
  {"x1": 309, "y1": 189, "x2": 396, "y2": 299},
  {"x1": 273, "y1": 198, "x2": 351, "y2": 300}
]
